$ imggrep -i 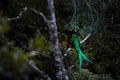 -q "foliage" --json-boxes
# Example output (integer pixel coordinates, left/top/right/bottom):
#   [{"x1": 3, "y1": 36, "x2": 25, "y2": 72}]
[
  {"x1": 0, "y1": 16, "x2": 46, "y2": 80},
  {"x1": 28, "y1": 32, "x2": 50, "y2": 51},
  {"x1": 81, "y1": 69, "x2": 114, "y2": 80}
]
